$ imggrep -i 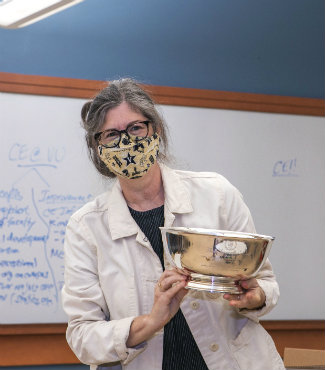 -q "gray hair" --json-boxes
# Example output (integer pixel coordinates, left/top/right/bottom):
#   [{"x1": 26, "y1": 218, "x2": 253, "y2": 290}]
[{"x1": 81, "y1": 78, "x2": 169, "y2": 178}]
